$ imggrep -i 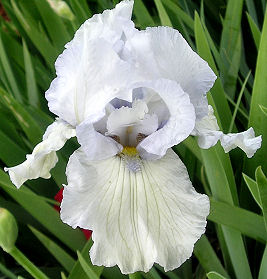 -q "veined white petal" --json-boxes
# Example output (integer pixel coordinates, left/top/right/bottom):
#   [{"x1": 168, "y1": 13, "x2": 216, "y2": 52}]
[
  {"x1": 4, "y1": 119, "x2": 75, "y2": 188},
  {"x1": 61, "y1": 148, "x2": 209, "y2": 274},
  {"x1": 76, "y1": 120, "x2": 123, "y2": 161},
  {"x1": 126, "y1": 26, "x2": 216, "y2": 120},
  {"x1": 193, "y1": 106, "x2": 262, "y2": 157},
  {"x1": 46, "y1": 0, "x2": 138, "y2": 126},
  {"x1": 221, "y1": 128, "x2": 262, "y2": 158},
  {"x1": 136, "y1": 79, "x2": 195, "y2": 159}
]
